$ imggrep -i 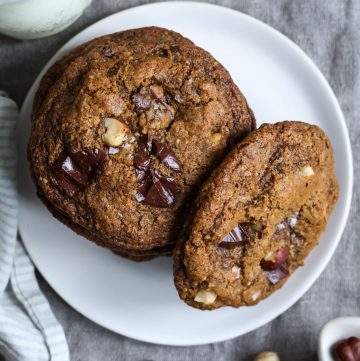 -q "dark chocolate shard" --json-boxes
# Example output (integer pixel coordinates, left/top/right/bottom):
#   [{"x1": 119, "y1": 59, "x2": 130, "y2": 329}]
[
  {"x1": 219, "y1": 224, "x2": 250, "y2": 249},
  {"x1": 61, "y1": 154, "x2": 88, "y2": 187},
  {"x1": 133, "y1": 135, "x2": 181, "y2": 208},
  {"x1": 69, "y1": 148, "x2": 106, "y2": 173},
  {"x1": 159, "y1": 175, "x2": 178, "y2": 197},
  {"x1": 51, "y1": 157, "x2": 80, "y2": 197},
  {"x1": 51, "y1": 148, "x2": 106, "y2": 197},
  {"x1": 133, "y1": 135, "x2": 152, "y2": 171},
  {"x1": 137, "y1": 169, "x2": 177, "y2": 208},
  {"x1": 153, "y1": 139, "x2": 182, "y2": 172},
  {"x1": 136, "y1": 169, "x2": 151, "y2": 196},
  {"x1": 135, "y1": 169, "x2": 147, "y2": 183},
  {"x1": 134, "y1": 135, "x2": 182, "y2": 173}
]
